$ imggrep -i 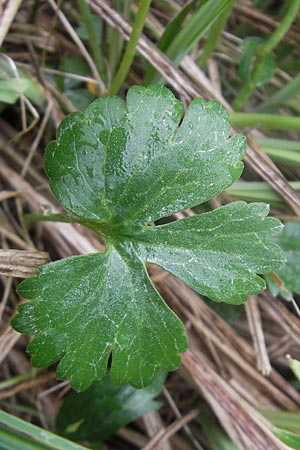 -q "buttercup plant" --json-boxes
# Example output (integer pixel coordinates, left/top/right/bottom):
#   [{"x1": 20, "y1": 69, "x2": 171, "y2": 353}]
[{"x1": 13, "y1": 85, "x2": 285, "y2": 391}]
